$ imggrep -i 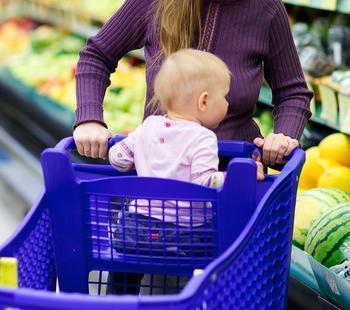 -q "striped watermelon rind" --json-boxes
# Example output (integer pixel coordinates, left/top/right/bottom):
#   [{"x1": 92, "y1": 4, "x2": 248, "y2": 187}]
[
  {"x1": 305, "y1": 202, "x2": 350, "y2": 267},
  {"x1": 292, "y1": 188, "x2": 350, "y2": 249},
  {"x1": 299, "y1": 188, "x2": 350, "y2": 207}
]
